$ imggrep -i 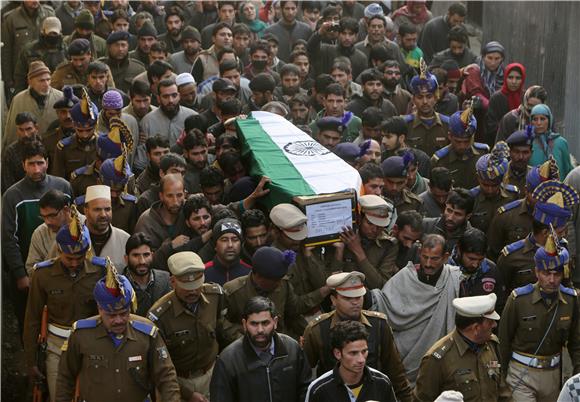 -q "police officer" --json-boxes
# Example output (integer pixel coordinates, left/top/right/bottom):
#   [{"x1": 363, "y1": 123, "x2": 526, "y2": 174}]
[
  {"x1": 431, "y1": 106, "x2": 489, "y2": 190},
  {"x1": 504, "y1": 128, "x2": 534, "y2": 197},
  {"x1": 148, "y1": 251, "x2": 238, "y2": 401},
  {"x1": 99, "y1": 31, "x2": 146, "y2": 94},
  {"x1": 44, "y1": 87, "x2": 79, "y2": 171},
  {"x1": 469, "y1": 141, "x2": 518, "y2": 233},
  {"x1": 52, "y1": 90, "x2": 99, "y2": 180},
  {"x1": 499, "y1": 230, "x2": 580, "y2": 401},
  {"x1": 338, "y1": 195, "x2": 399, "y2": 288},
  {"x1": 56, "y1": 260, "x2": 180, "y2": 401},
  {"x1": 381, "y1": 151, "x2": 423, "y2": 214},
  {"x1": 224, "y1": 246, "x2": 310, "y2": 340},
  {"x1": 414, "y1": 293, "x2": 511, "y2": 402},
  {"x1": 498, "y1": 180, "x2": 579, "y2": 293},
  {"x1": 487, "y1": 159, "x2": 559, "y2": 261},
  {"x1": 302, "y1": 272, "x2": 413, "y2": 402},
  {"x1": 269, "y1": 204, "x2": 329, "y2": 315},
  {"x1": 23, "y1": 206, "x2": 104, "y2": 402},
  {"x1": 404, "y1": 59, "x2": 450, "y2": 157}
]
